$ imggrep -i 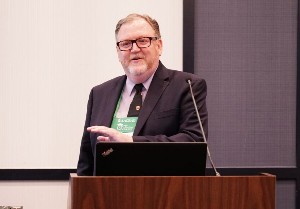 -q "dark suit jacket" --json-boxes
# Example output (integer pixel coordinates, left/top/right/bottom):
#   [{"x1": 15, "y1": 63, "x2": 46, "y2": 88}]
[{"x1": 77, "y1": 62, "x2": 208, "y2": 176}]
